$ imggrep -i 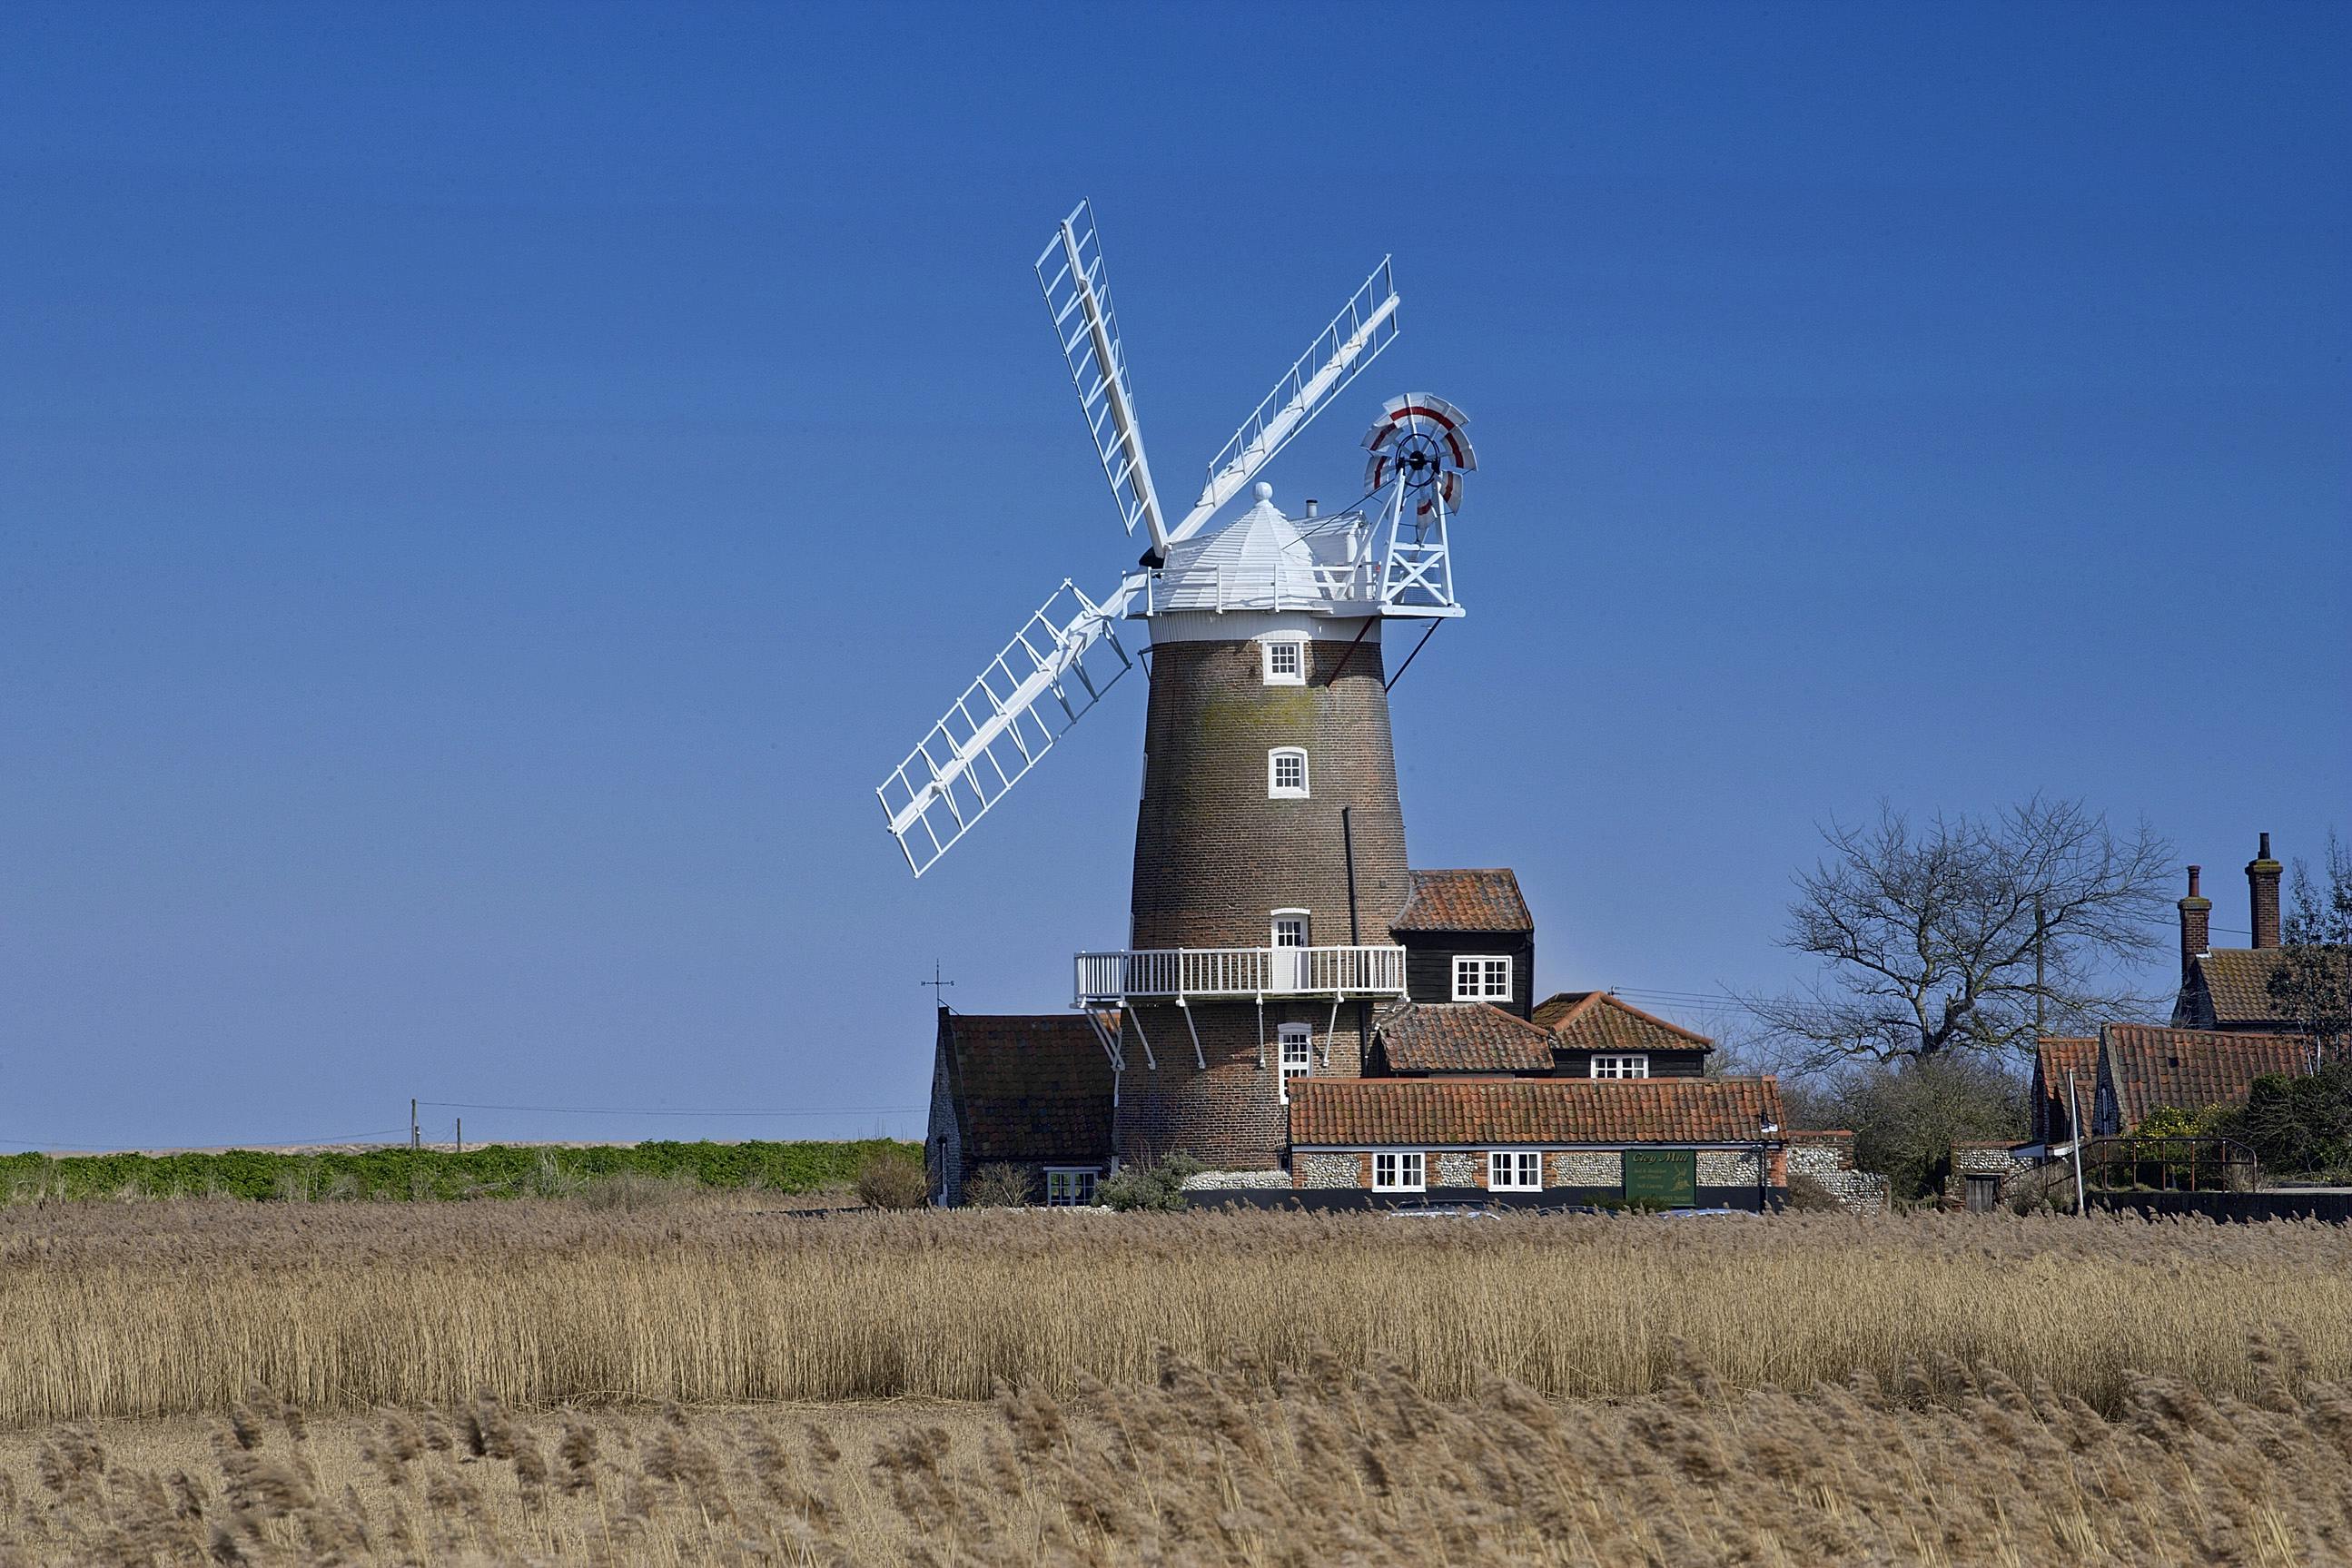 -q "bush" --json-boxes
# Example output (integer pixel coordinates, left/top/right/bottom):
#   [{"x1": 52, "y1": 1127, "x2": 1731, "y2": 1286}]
[
  {"x1": 1782, "y1": 1169, "x2": 1844, "y2": 1213},
  {"x1": 2233, "y1": 1064, "x2": 2352, "y2": 1176},
  {"x1": 1791, "y1": 1057, "x2": 2027, "y2": 1203},
  {"x1": 855, "y1": 1152, "x2": 930, "y2": 1210},
  {"x1": 1097, "y1": 1152, "x2": 1201, "y2": 1212},
  {"x1": 963, "y1": 1163, "x2": 1033, "y2": 1208}
]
